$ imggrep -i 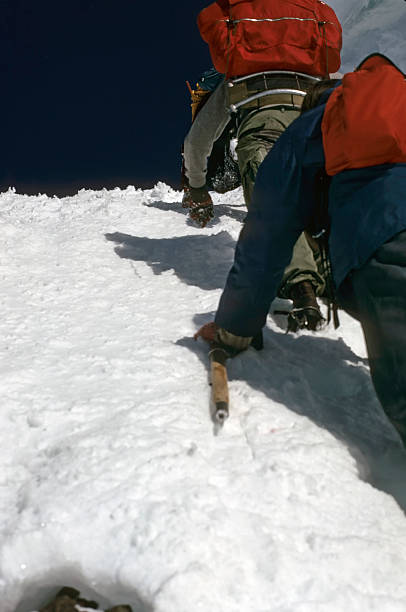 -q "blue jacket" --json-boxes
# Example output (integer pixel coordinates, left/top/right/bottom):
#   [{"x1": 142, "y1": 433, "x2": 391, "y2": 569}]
[{"x1": 215, "y1": 97, "x2": 406, "y2": 337}]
